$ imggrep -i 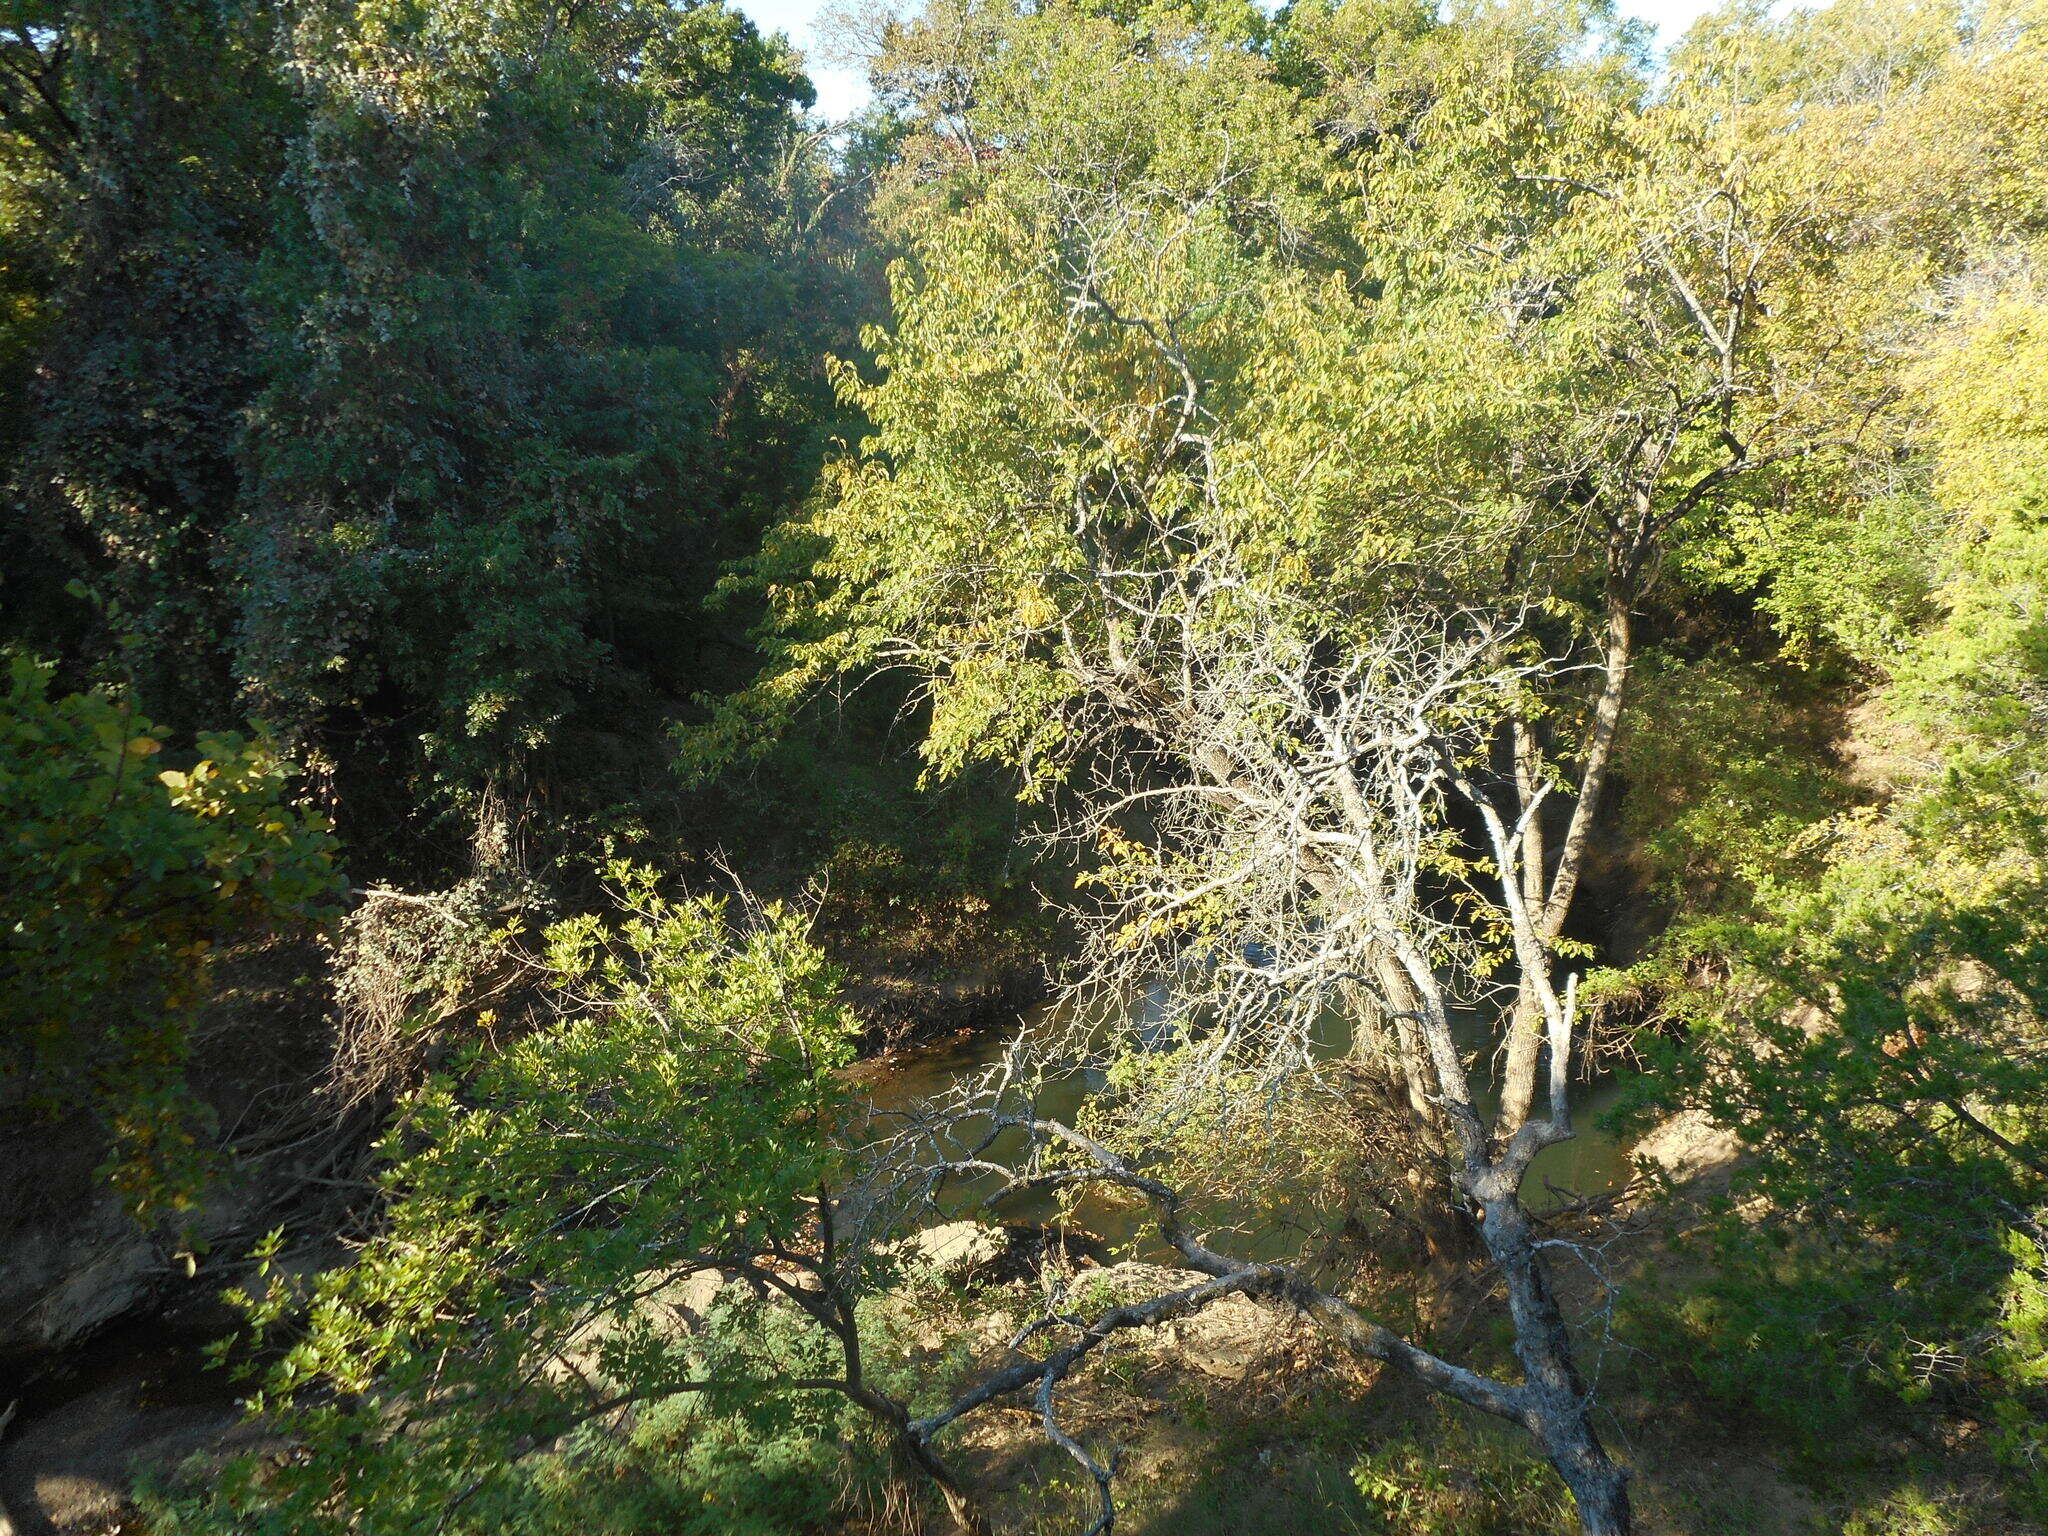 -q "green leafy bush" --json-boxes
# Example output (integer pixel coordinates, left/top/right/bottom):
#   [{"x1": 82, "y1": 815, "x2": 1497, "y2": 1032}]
[
  {"x1": 516, "y1": 1296, "x2": 872, "y2": 1536},
  {"x1": 0, "y1": 654, "x2": 344, "y2": 1207},
  {"x1": 163, "y1": 868, "x2": 869, "y2": 1535},
  {"x1": 1349, "y1": 1405, "x2": 1576, "y2": 1536}
]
